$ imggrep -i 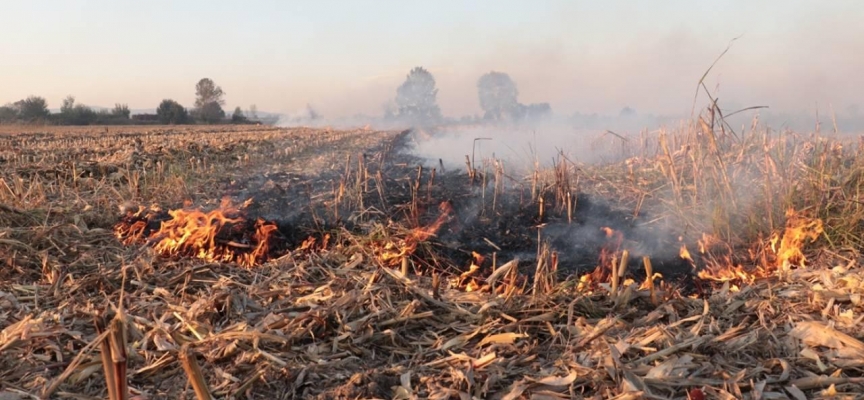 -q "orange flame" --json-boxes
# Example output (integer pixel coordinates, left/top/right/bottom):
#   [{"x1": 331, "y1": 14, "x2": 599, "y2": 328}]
[
  {"x1": 679, "y1": 244, "x2": 693, "y2": 262},
  {"x1": 585, "y1": 227, "x2": 625, "y2": 286},
  {"x1": 696, "y1": 209, "x2": 822, "y2": 287},
  {"x1": 378, "y1": 201, "x2": 453, "y2": 265},
  {"x1": 697, "y1": 258, "x2": 764, "y2": 292},
  {"x1": 408, "y1": 201, "x2": 453, "y2": 243},
  {"x1": 114, "y1": 199, "x2": 279, "y2": 267},
  {"x1": 772, "y1": 208, "x2": 823, "y2": 269}
]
